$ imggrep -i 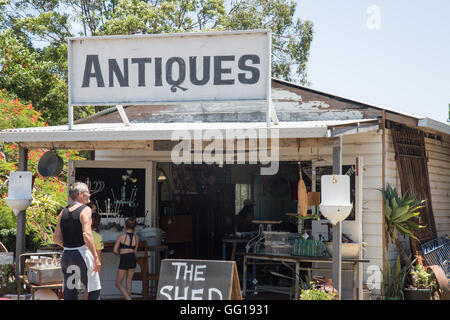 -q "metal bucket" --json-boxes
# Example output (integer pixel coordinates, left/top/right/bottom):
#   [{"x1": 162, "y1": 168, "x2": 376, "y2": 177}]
[{"x1": 38, "y1": 151, "x2": 63, "y2": 177}]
